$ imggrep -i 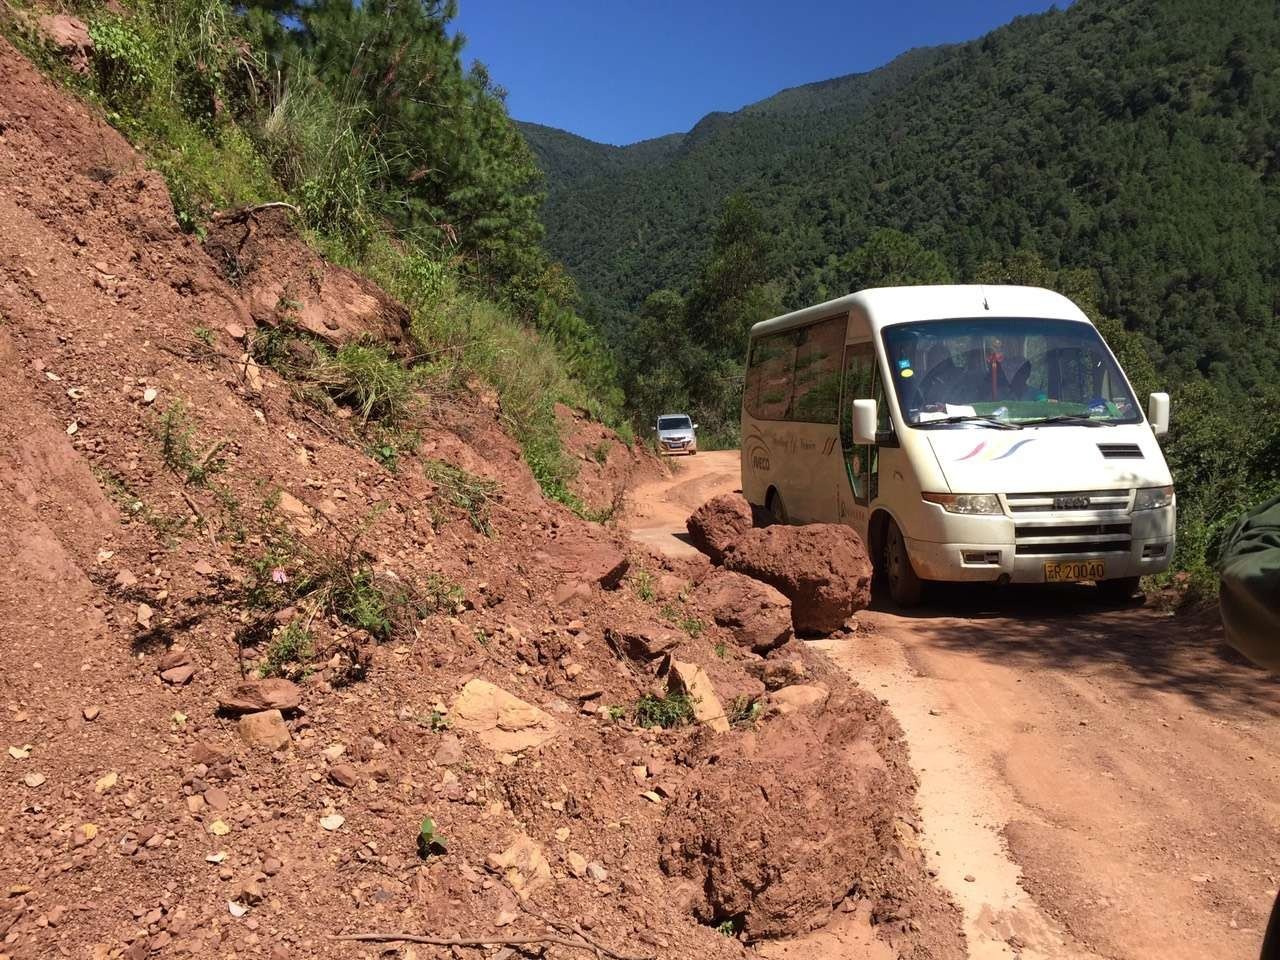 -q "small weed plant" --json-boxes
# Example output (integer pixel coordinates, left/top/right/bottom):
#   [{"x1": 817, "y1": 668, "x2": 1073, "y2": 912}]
[
  {"x1": 424, "y1": 459, "x2": 499, "y2": 535},
  {"x1": 259, "y1": 620, "x2": 314, "y2": 678},
  {"x1": 633, "y1": 692, "x2": 696, "y2": 729},
  {"x1": 727, "y1": 696, "x2": 762, "y2": 727},
  {"x1": 661, "y1": 602, "x2": 705, "y2": 639},
  {"x1": 630, "y1": 570, "x2": 656, "y2": 603},
  {"x1": 589, "y1": 439, "x2": 611, "y2": 465}
]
